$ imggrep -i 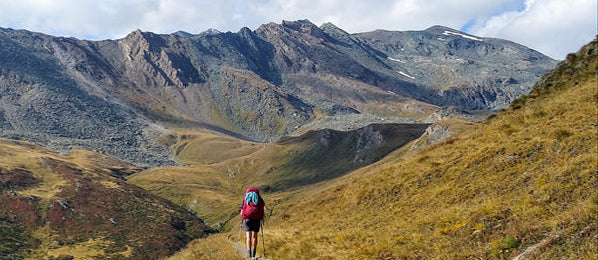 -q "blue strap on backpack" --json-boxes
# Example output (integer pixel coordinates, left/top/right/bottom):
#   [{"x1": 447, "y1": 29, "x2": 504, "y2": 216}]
[{"x1": 245, "y1": 191, "x2": 259, "y2": 205}]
